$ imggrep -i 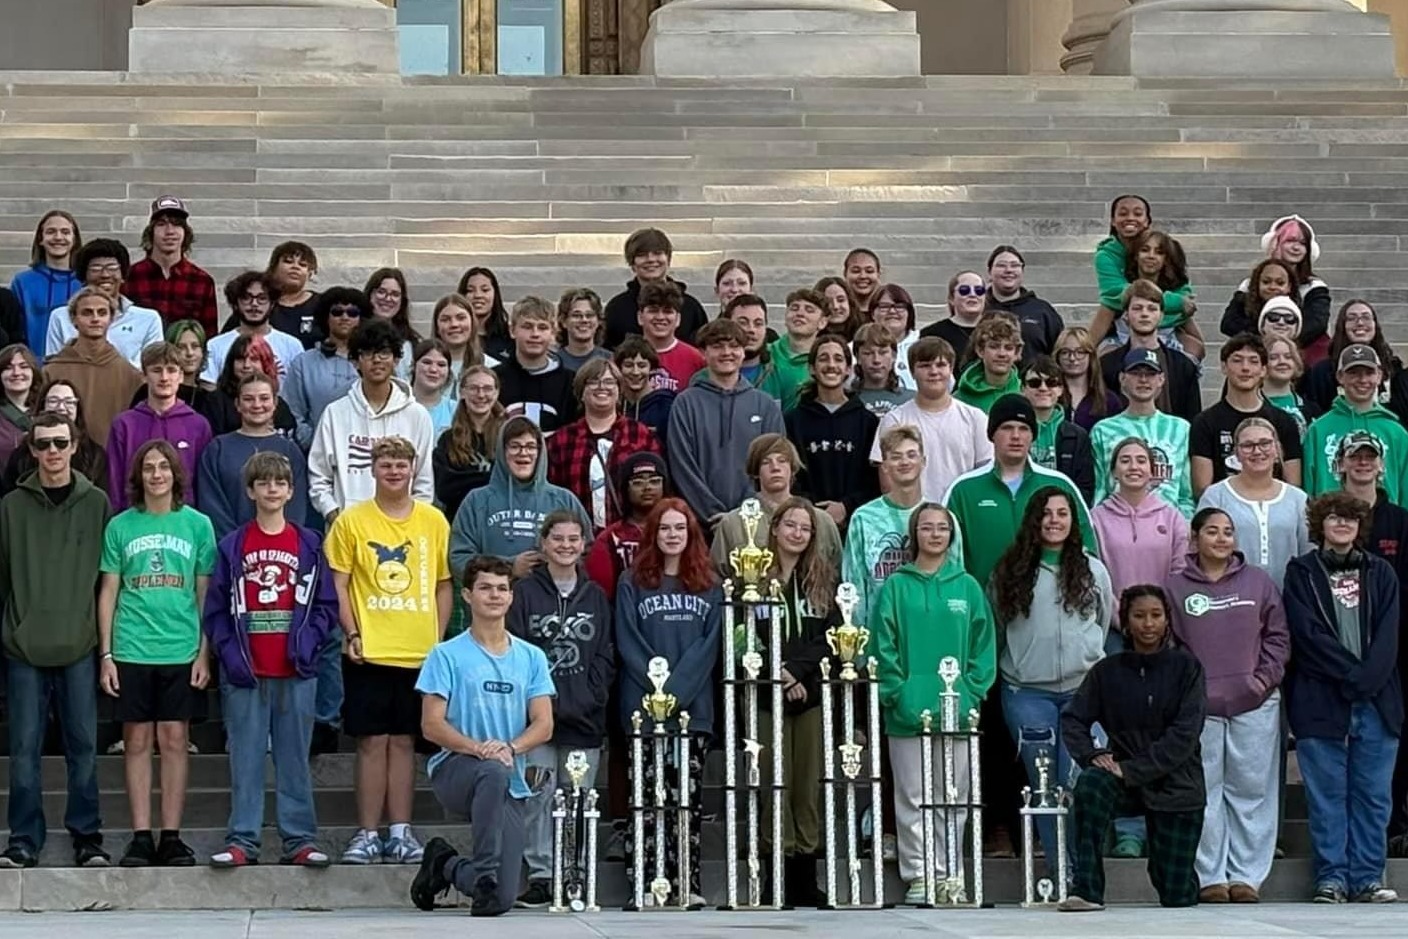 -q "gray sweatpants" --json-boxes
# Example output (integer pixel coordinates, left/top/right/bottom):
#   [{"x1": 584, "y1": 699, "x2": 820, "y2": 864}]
[
  {"x1": 522, "y1": 744, "x2": 602, "y2": 881},
  {"x1": 1196, "y1": 692, "x2": 1282, "y2": 889},
  {"x1": 429, "y1": 753, "x2": 528, "y2": 909},
  {"x1": 890, "y1": 735, "x2": 970, "y2": 884}
]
